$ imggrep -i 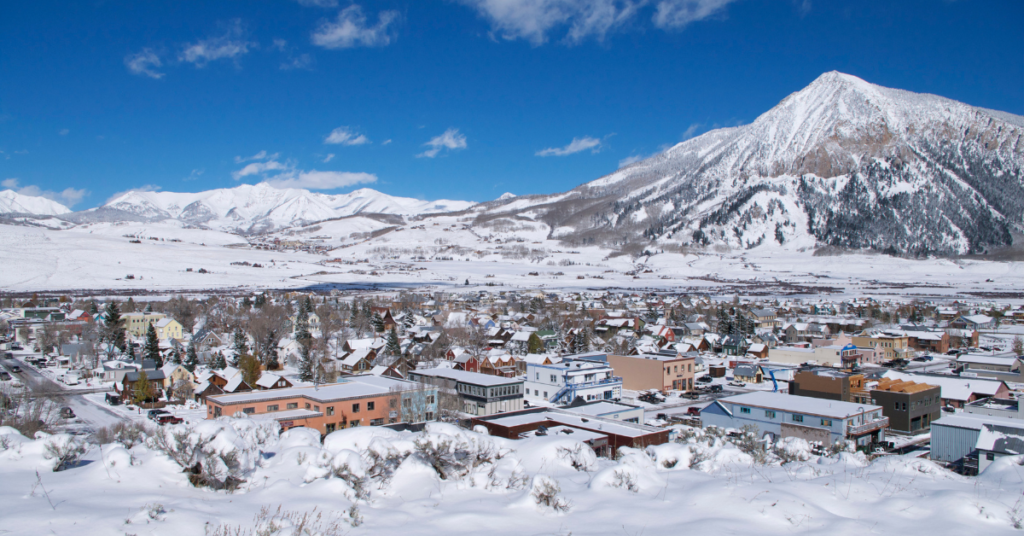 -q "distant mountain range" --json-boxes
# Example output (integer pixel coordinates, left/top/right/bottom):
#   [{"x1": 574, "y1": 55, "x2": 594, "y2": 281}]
[
  {"x1": 63, "y1": 184, "x2": 474, "y2": 234},
  {"x1": 0, "y1": 190, "x2": 72, "y2": 216},
  {"x1": 3, "y1": 71, "x2": 1022, "y2": 256}
]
